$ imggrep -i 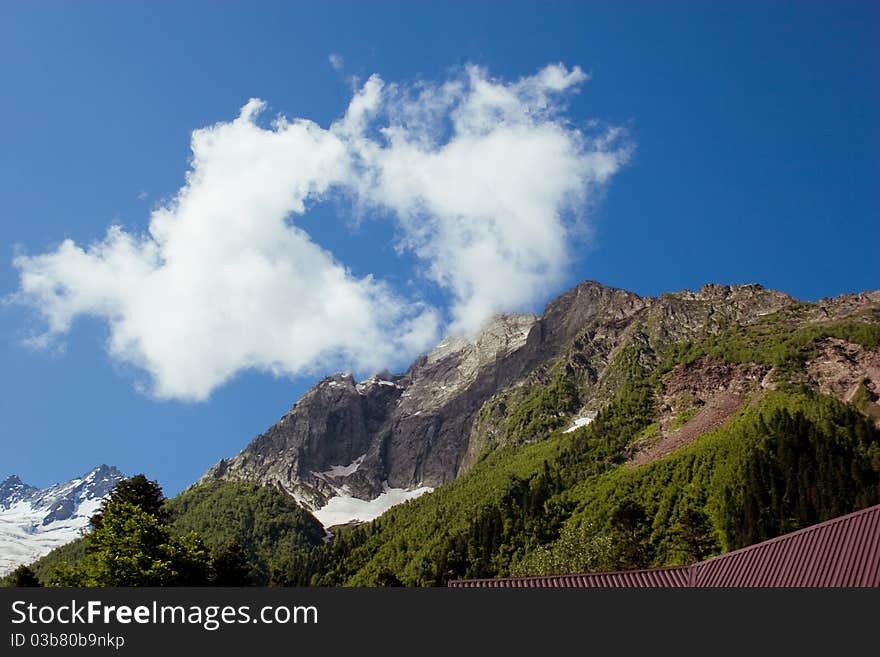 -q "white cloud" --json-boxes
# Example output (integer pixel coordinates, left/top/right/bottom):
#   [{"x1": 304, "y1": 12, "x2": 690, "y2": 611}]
[
  {"x1": 12, "y1": 99, "x2": 440, "y2": 401},
  {"x1": 340, "y1": 64, "x2": 629, "y2": 333},
  {"x1": 328, "y1": 53, "x2": 344, "y2": 71},
  {"x1": 12, "y1": 63, "x2": 628, "y2": 400}
]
